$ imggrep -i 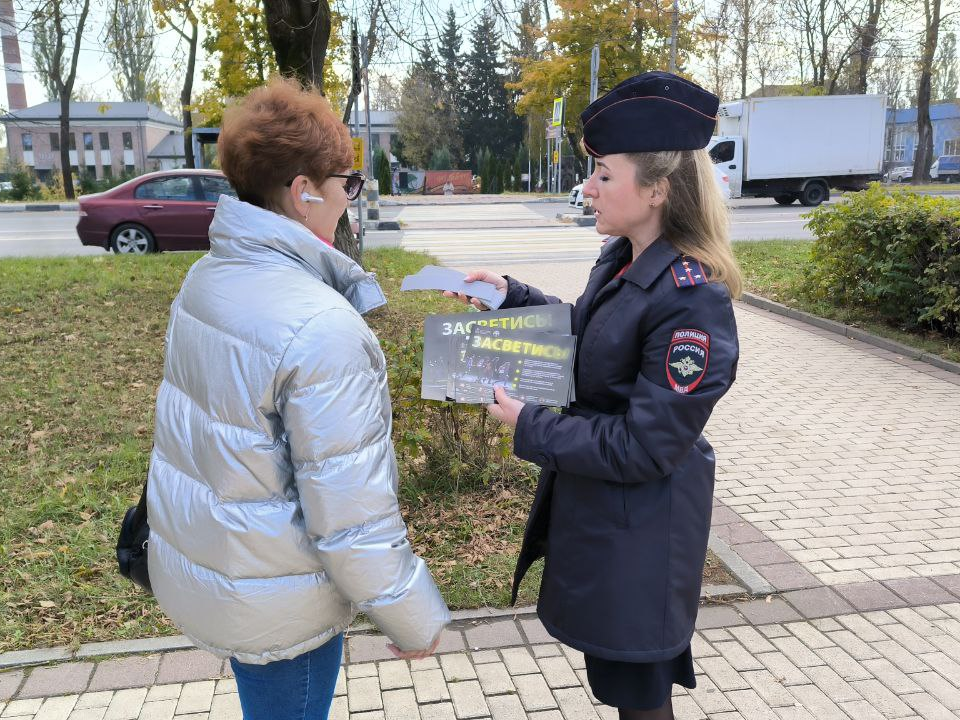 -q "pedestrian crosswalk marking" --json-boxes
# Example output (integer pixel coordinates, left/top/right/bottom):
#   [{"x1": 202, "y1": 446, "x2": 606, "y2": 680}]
[
  {"x1": 400, "y1": 225, "x2": 604, "y2": 265},
  {"x1": 397, "y1": 204, "x2": 547, "y2": 226}
]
